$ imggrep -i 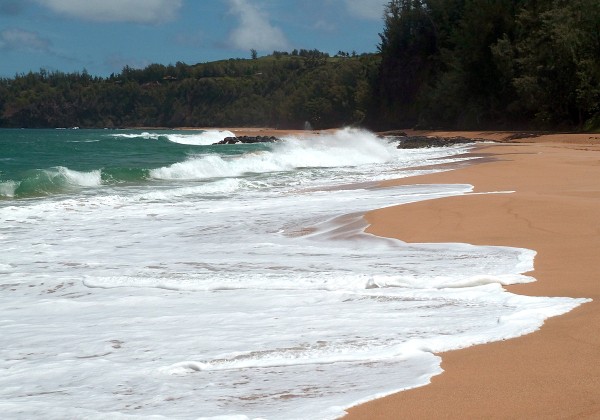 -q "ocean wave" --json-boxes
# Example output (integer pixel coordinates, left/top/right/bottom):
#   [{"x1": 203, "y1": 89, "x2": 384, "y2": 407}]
[
  {"x1": 134, "y1": 178, "x2": 248, "y2": 201},
  {"x1": 150, "y1": 128, "x2": 397, "y2": 180},
  {"x1": 58, "y1": 167, "x2": 102, "y2": 187},
  {"x1": 110, "y1": 131, "x2": 162, "y2": 140},
  {"x1": 165, "y1": 130, "x2": 236, "y2": 146},
  {"x1": 110, "y1": 130, "x2": 235, "y2": 146},
  {"x1": 278, "y1": 127, "x2": 397, "y2": 167},
  {"x1": 0, "y1": 180, "x2": 19, "y2": 198},
  {"x1": 2, "y1": 167, "x2": 101, "y2": 198},
  {"x1": 100, "y1": 167, "x2": 150, "y2": 184}
]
